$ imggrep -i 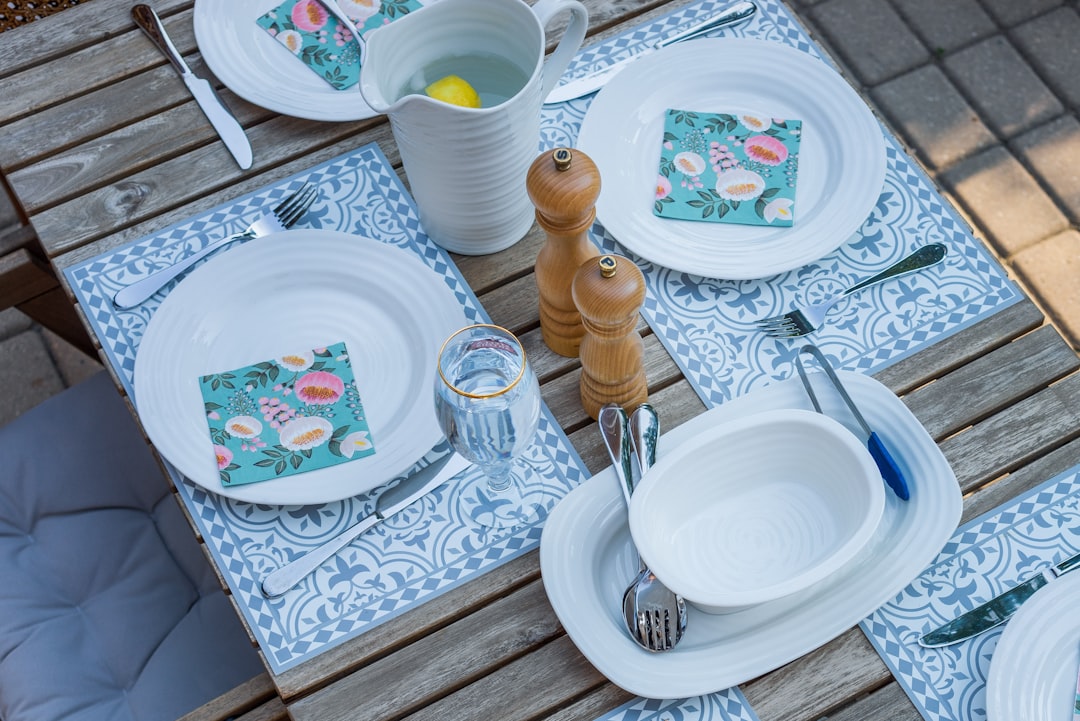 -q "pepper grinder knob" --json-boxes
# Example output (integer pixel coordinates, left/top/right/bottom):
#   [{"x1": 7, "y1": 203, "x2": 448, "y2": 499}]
[
  {"x1": 527, "y1": 147, "x2": 602, "y2": 357},
  {"x1": 572, "y1": 254, "x2": 648, "y2": 420}
]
